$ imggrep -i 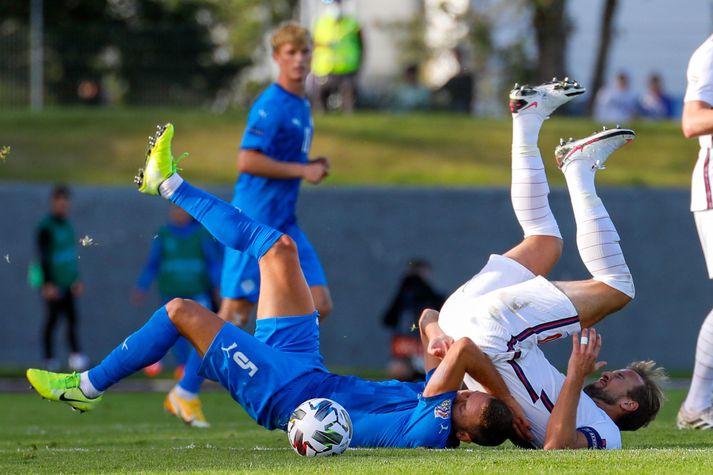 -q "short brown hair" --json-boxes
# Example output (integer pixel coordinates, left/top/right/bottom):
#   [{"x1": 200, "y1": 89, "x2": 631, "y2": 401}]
[
  {"x1": 271, "y1": 21, "x2": 311, "y2": 52},
  {"x1": 51, "y1": 184, "x2": 71, "y2": 199},
  {"x1": 469, "y1": 398, "x2": 513, "y2": 446},
  {"x1": 617, "y1": 360, "x2": 667, "y2": 431}
]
